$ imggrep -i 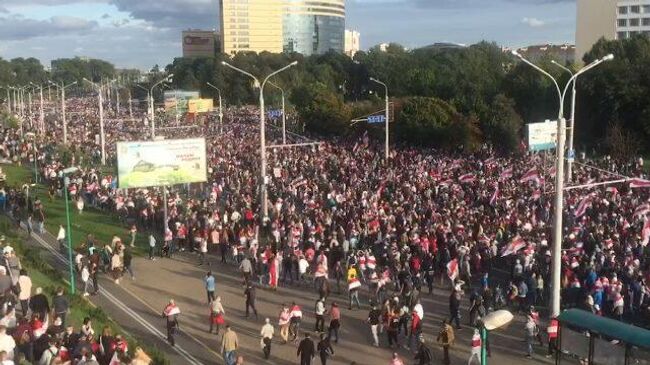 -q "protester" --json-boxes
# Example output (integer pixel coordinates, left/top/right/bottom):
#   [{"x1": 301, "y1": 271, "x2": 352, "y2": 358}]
[{"x1": 260, "y1": 318, "x2": 274, "y2": 359}]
